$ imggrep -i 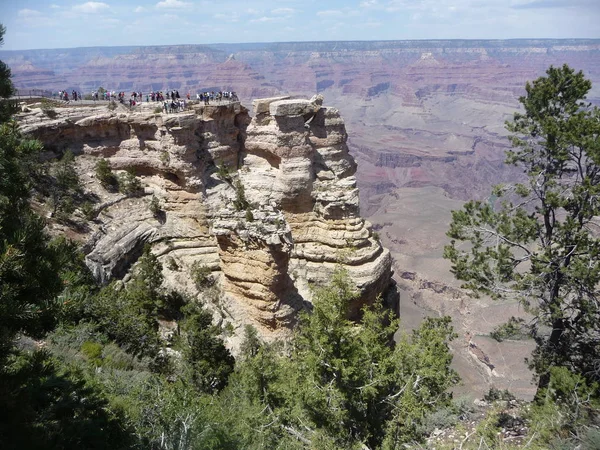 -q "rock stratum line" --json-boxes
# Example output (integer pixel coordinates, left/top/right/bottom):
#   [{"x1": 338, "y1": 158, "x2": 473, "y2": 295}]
[{"x1": 18, "y1": 96, "x2": 394, "y2": 336}]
